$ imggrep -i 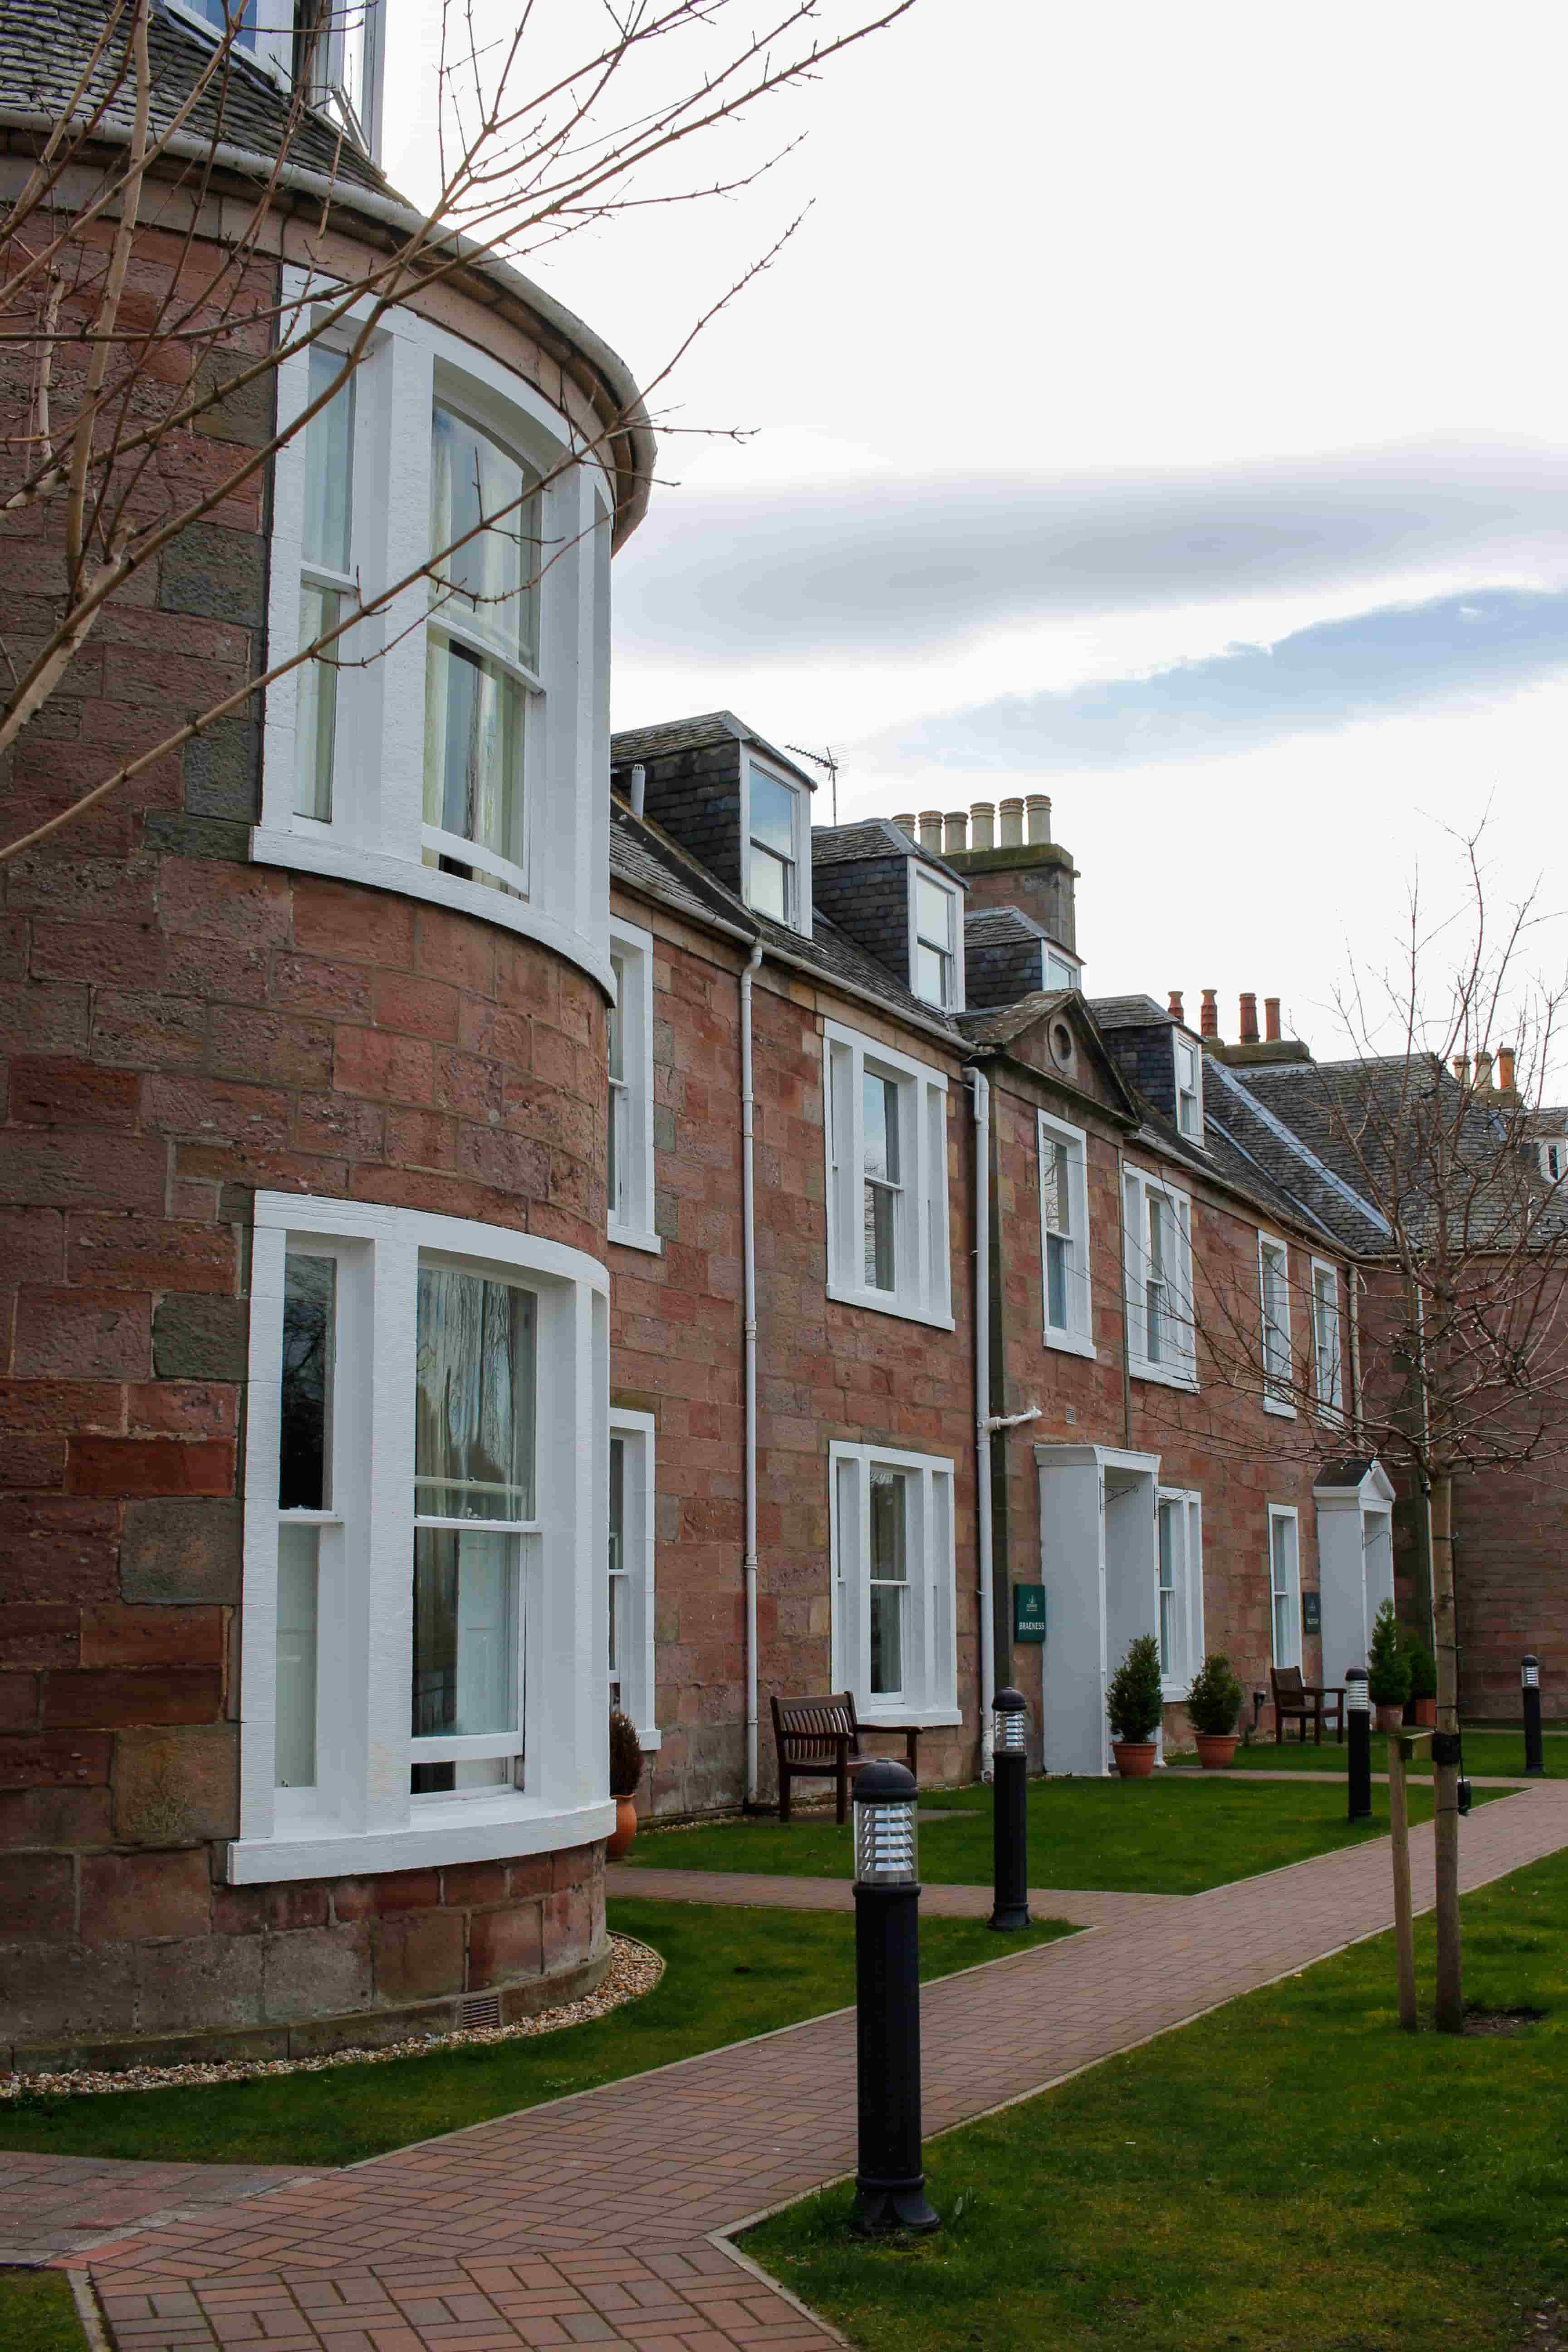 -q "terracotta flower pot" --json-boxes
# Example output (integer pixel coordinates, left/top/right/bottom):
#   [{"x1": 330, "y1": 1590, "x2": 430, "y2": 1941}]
[
  {"x1": 606, "y1": 1793, "x2": 637, "y2": 1860},
  {"x1": 1112, "y1": 1740, "x2": 1158, "y2": 1779},
  {"x1": 1410, "y1": 1696, "x2": 1436, "y2": 1727},
  {"x1": 1194, "y1": 1732, "x2": 1239, "y2": 1769},
  {"x1": 1374, "y1": 1702, "x2": 1405, "y2": 1733}
]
